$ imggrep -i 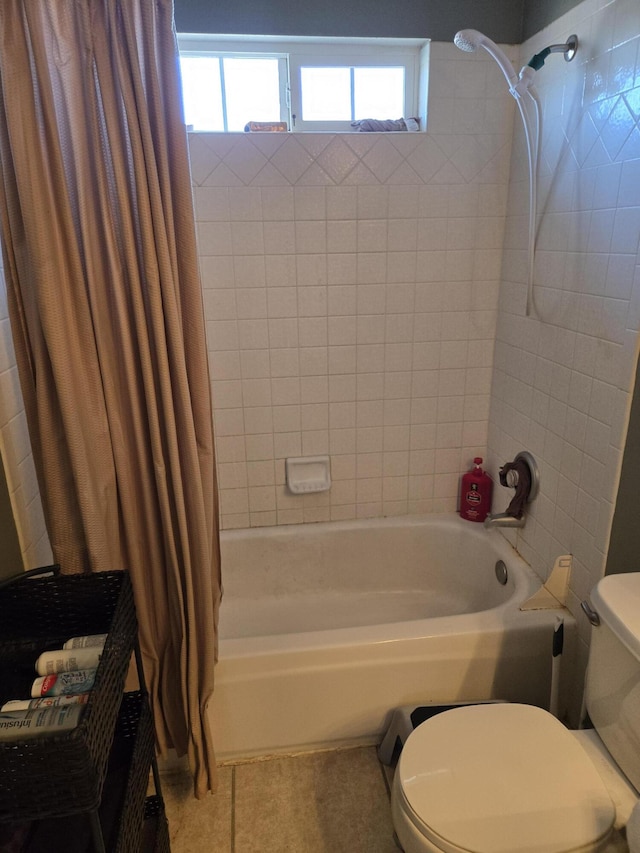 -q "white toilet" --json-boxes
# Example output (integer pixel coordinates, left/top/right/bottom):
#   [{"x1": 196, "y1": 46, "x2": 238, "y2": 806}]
[{"x1": 391, "y1": 572, "x2": 640, "y2": 853}]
